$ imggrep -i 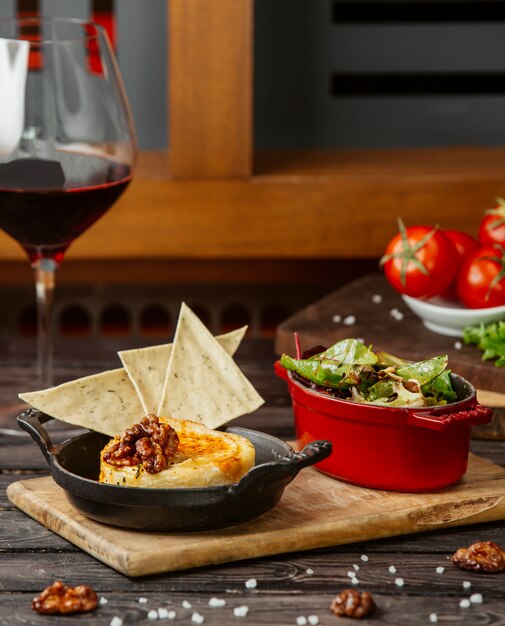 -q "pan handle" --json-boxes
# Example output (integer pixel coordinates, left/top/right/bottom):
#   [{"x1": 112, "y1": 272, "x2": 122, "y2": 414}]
[
  {"x1": 408, "y1": 403, "x2": 493, "y2": 432},
  {"x1": 16, "y1": 409, "x2": 54, "y2": 465},
  {"x1": 232, "y1": 439, "x2": 332, "y2": 494}
]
